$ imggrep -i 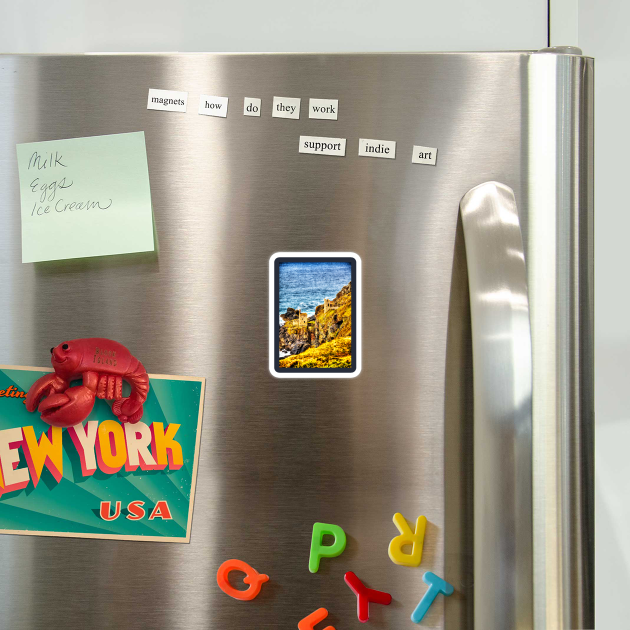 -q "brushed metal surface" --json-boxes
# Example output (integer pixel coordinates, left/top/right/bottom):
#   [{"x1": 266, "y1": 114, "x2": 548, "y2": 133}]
[
  {"x1": 527, "y1": 52, "x2": 595, "y2": 629},
  {"x1": 0, "y1": 52, "x2": 593, "y2": 629},
  {"x1": 460, "y1": 182, "x2": 533, "y2": 630}
]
